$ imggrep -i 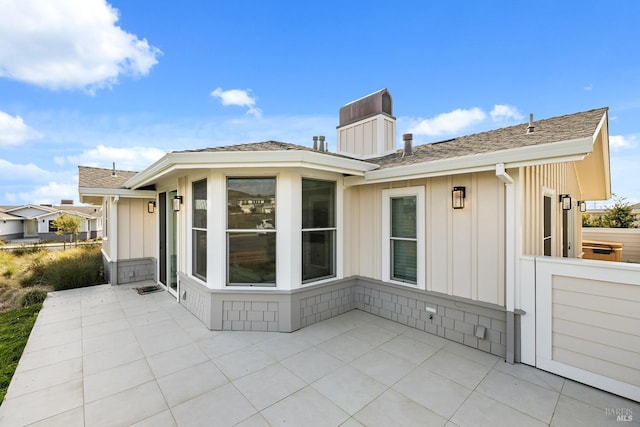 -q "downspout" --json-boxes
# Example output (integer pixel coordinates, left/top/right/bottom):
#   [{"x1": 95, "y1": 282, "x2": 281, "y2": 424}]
[
  {"x1": 496, "y1": 163, "x2": 518, "y2": 363},
  {"x1": 111, "y1": 195, "x2": 119, "y2": 285}
]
